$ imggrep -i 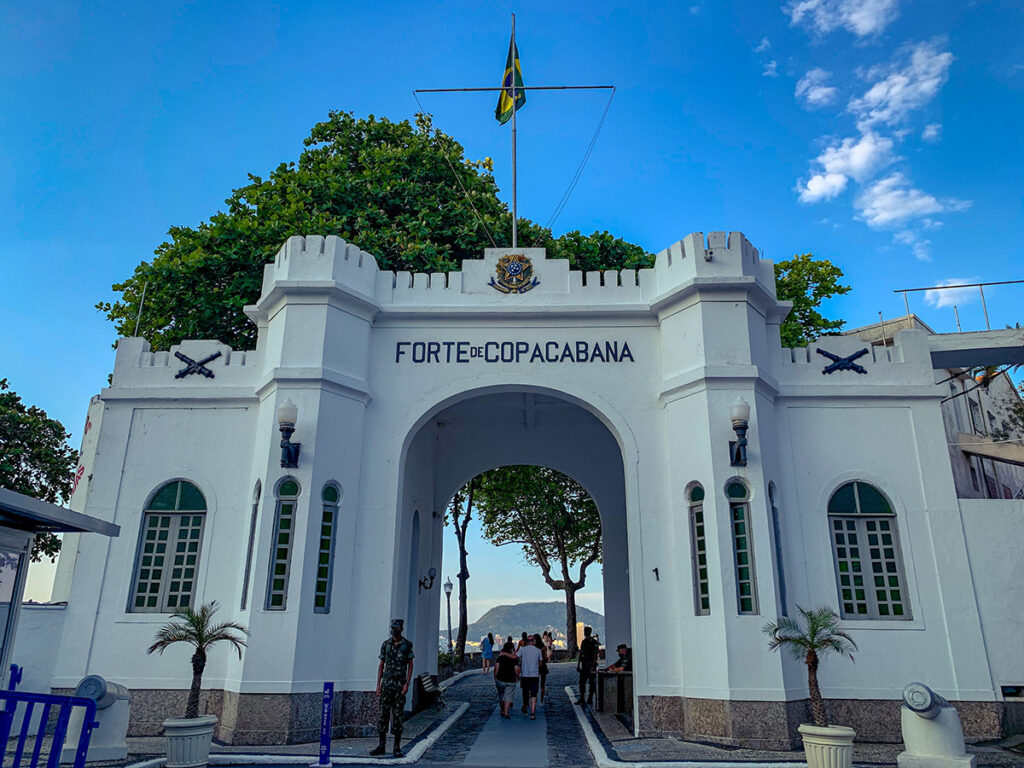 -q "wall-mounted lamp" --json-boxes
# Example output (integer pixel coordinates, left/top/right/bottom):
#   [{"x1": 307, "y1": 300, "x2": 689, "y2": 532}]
[
  {"x1": 418, "y1": 567, "x2": 437, "y2": 593},
  {"x1": 278, "y1": 398, "x2": 301, "y2": 468},
  {"x1": 728, "y1": 397, "x2": 751, "y2": 467}
]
